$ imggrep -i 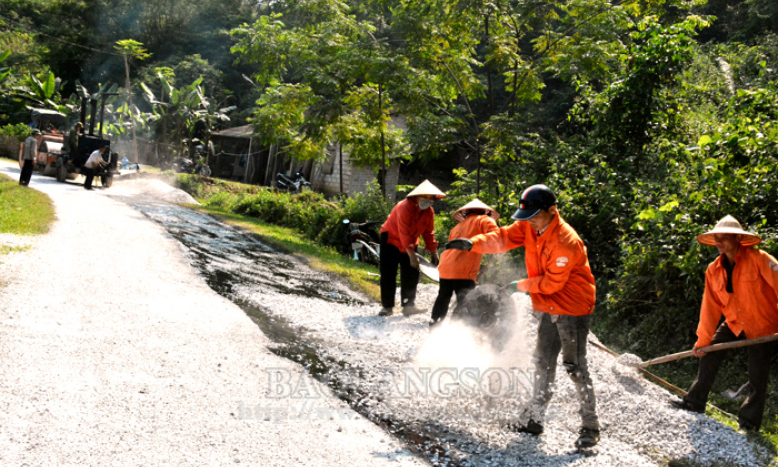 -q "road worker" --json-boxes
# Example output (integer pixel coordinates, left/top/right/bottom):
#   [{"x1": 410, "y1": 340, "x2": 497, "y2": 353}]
[
  {"x1": 378, "y1": 180, "x2": 446, "y2": 317},
  {"x1": 430, "y1": 199, "x2": 499, "y2": 328},
  {"x1": 446, "y1": 184, "x2": 599, "y2": 449},
  {"x1": 670, "y1": 215, "x2": 778, "y2": 432}
]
